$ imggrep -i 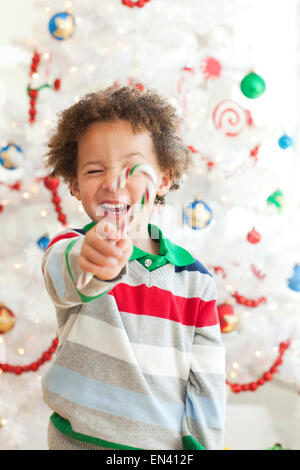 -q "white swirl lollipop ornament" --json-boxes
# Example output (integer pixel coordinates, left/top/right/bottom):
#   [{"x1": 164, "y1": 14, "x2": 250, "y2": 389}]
[
  {"x1": 212, "y1": 99, "x2": 249, "y2": 137},
  {"x1": 76, "y1": 163, "x2": 158, "y2": 290}
]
